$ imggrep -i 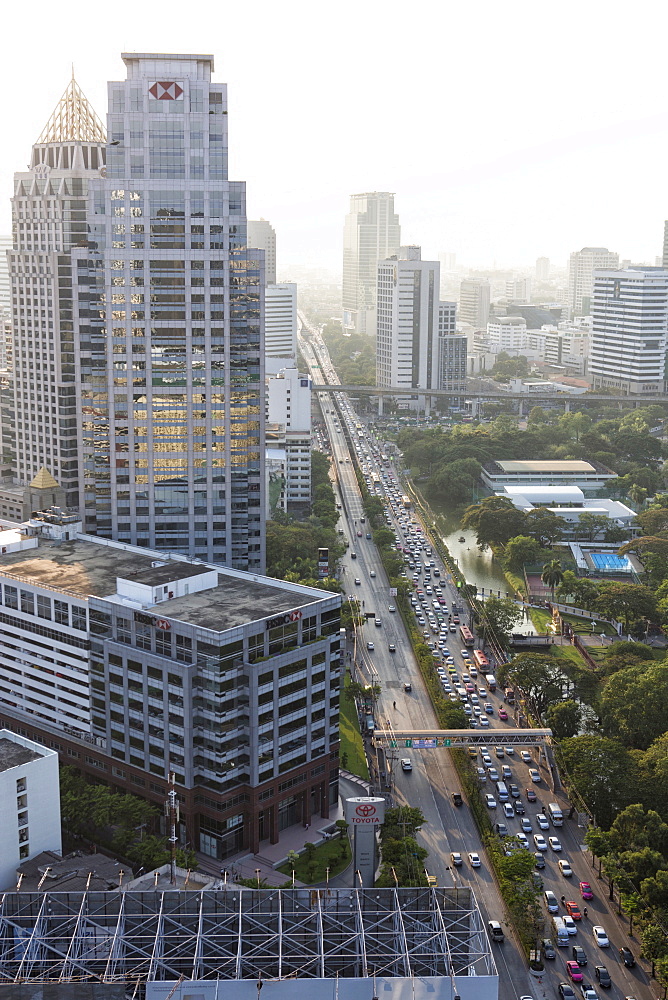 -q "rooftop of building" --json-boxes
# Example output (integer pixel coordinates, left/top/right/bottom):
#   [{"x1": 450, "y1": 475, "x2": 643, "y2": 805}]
[
  {"x1": 0, "y1": 737, "x2": 43, "y2": 772},
  {"x1": 483, "y1": 459, "x2": 614, "y2": 476},
  {"x1": 0, "y1": 535, "x2": 333, "y2": 631},
  {"x1": 16, "y1": 851, "x2": 124, "y2": 893}
]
